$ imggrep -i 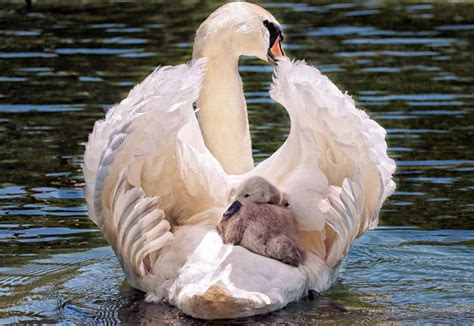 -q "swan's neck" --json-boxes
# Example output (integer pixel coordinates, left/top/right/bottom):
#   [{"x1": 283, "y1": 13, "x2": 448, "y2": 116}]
[{"x1": 195, "y1": 53, "x2": 254, "y2": 175}]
